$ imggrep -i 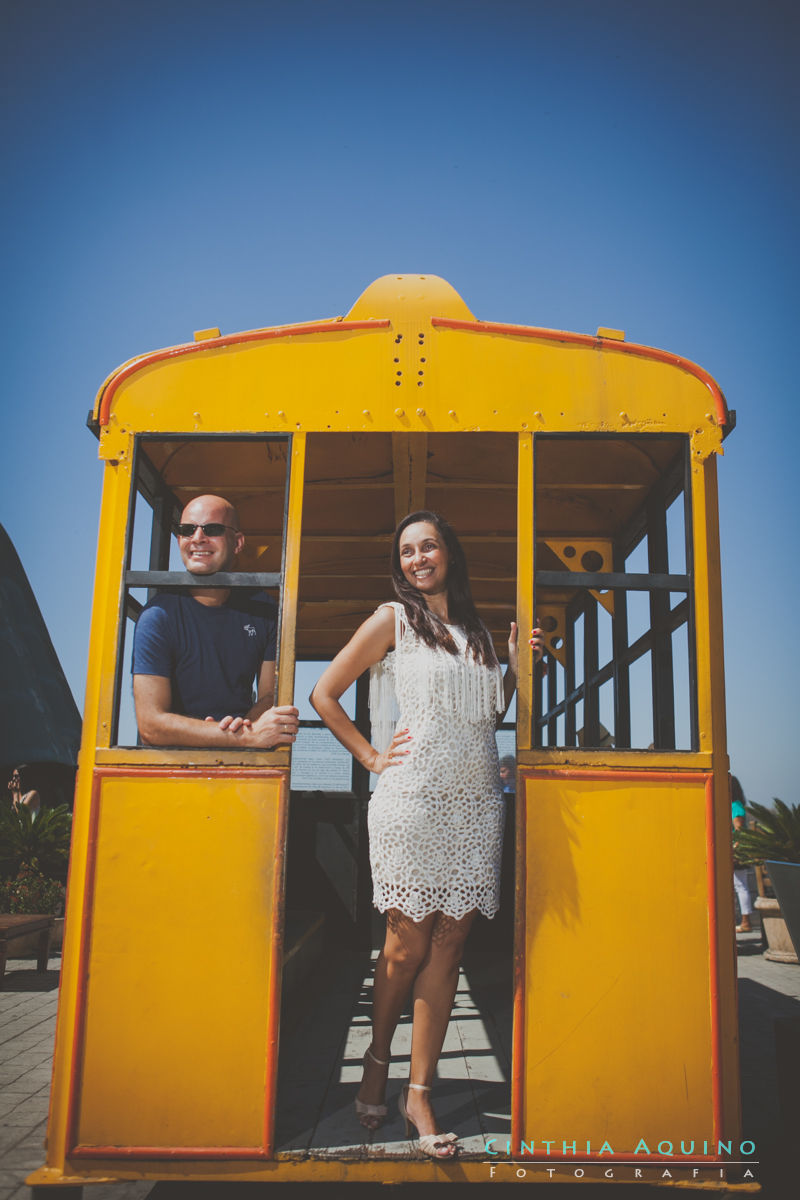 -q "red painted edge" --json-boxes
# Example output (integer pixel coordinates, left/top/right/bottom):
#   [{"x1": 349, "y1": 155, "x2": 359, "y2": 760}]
[
  {"x1": 45, "y1": 766, "x2": 82, "y2": 1148},
  {"x1": 431, "y1": 317, "x2": 729, "y2": 427},
  {"x1": 515, "y1": 766, "x2": 721, "y2": 1159},
  {"x1": 64, "y1": 770, "x2": 102, "y2": 1157},
  {"x1": 69, "y1": 1146, "x2": 271, "y2": 1162},
  {"x1": 524, "y1": 768, "x2": 706, "y2": 784},
  {"x1": 511, "y1": 776, "x2": 527, "y2": 1153},
  {"x1": 705, "y1": 774, "x2": 723, "y2": 1143},
  {"x1": 66, "y1": 766, "x2": 287, "y2": 1163},
  {"x1": 96, "y1": 319, "x2": 391, "y2": 426},
  {"x1": 262, "y1": 770, "x2": 289, "y2": 1158}
]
